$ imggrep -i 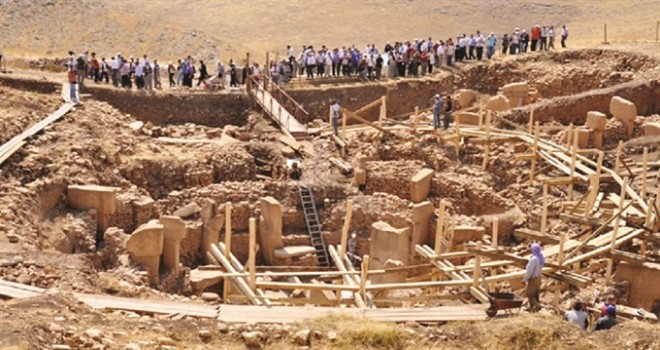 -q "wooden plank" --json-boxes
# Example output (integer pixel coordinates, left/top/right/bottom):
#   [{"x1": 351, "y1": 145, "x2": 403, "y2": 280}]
[{"x1": 342, "y1": 107, "x2": 393, "y2": 135}]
